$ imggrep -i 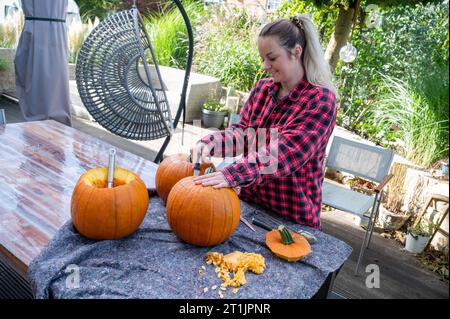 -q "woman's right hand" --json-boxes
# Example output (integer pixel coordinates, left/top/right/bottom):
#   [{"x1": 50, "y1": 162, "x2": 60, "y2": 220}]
[{"x1": 190, "y1": 141, "x2": 212, "y2": 164}]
